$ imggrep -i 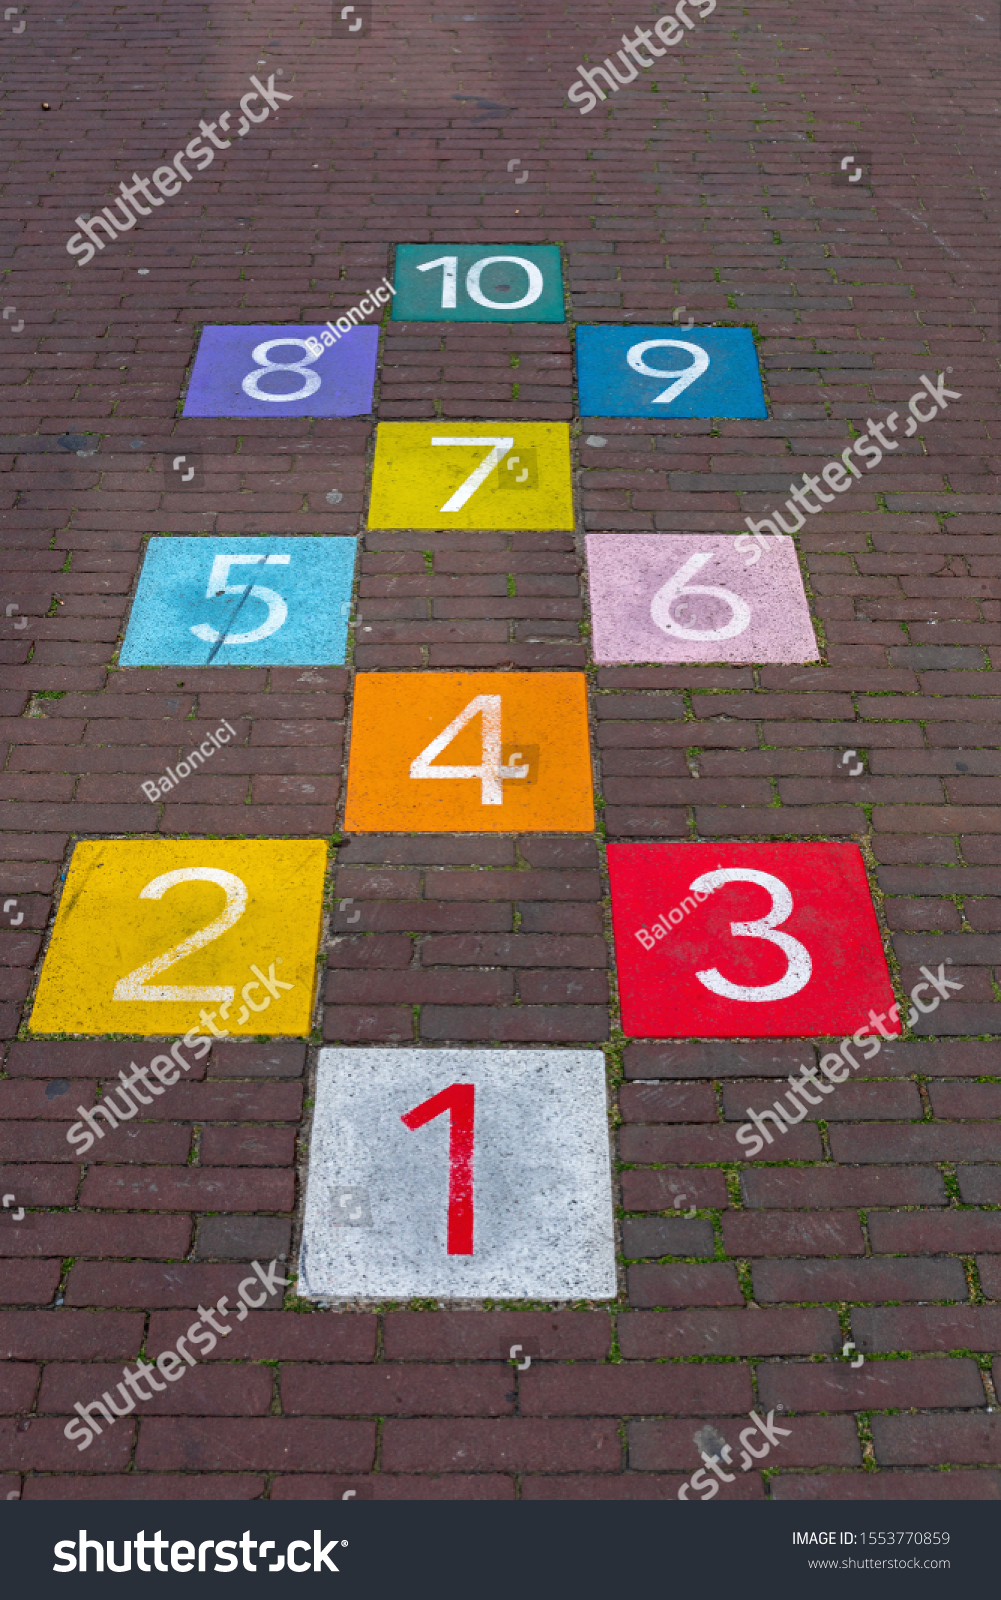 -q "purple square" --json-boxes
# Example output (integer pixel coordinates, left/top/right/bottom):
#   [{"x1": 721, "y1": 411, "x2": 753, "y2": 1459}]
[{"x1": 182, "y1": 324, "x2": 379, "y2": 418}]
